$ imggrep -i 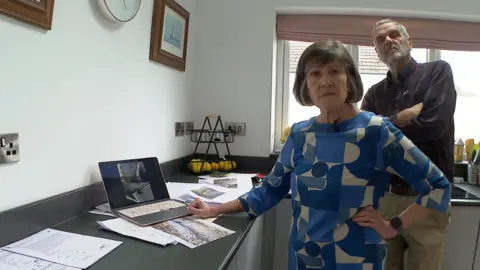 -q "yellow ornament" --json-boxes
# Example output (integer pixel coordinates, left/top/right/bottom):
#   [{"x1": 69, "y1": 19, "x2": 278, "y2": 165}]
[{"x1": 281, "y1": 126, "x2": 291, "y2": 143}]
